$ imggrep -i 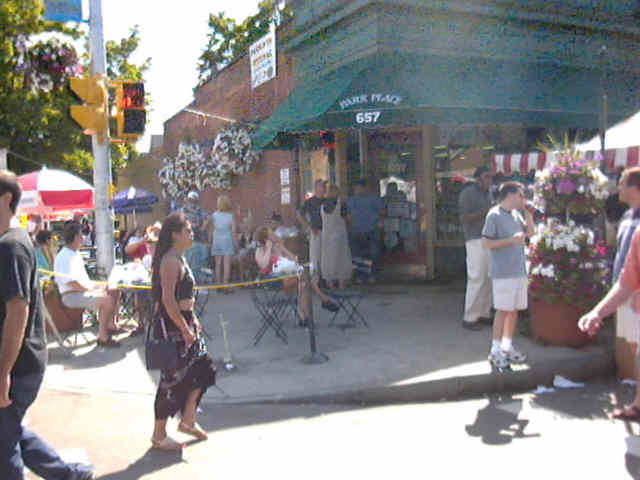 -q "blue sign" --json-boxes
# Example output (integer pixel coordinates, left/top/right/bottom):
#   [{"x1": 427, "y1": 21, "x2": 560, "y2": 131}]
[{"x1": 44, "y1": 0, "x2": 83, "y2": 23}]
